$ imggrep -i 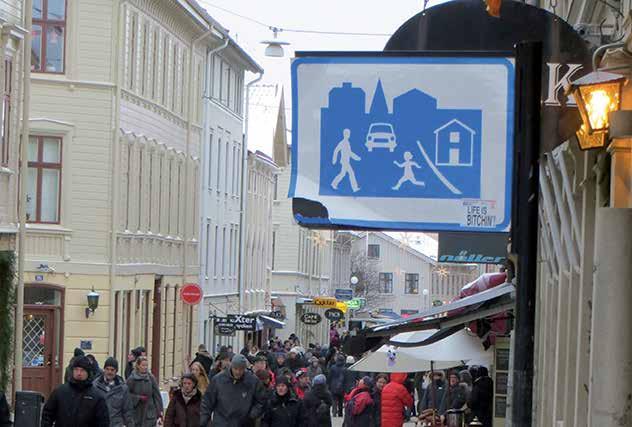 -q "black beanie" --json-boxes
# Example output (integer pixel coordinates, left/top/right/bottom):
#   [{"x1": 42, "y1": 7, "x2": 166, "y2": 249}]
[
  {"x1": 104, "y1": 357, "x2": 119, "y2": 371},
  {"x1": 71, "y1": 355, "x2": 92, "y2": 372},
  {"x1": 74, "y1": 347, "x2": 85, "y2": 358}
]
